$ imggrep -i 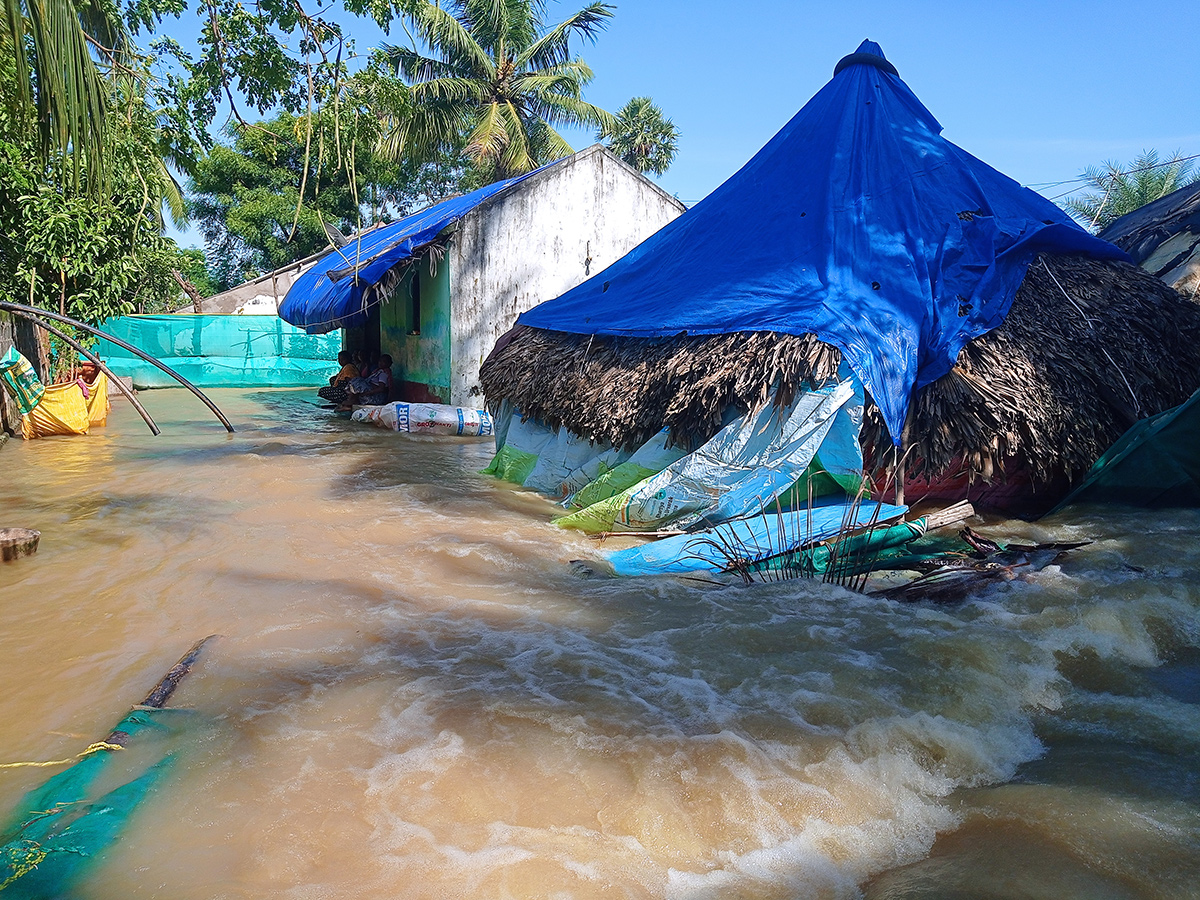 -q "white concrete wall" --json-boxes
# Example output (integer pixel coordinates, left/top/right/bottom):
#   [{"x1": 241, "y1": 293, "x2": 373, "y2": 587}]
[{"x1": 447, "y1": 144, "x2": 685, "y2": 406}]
